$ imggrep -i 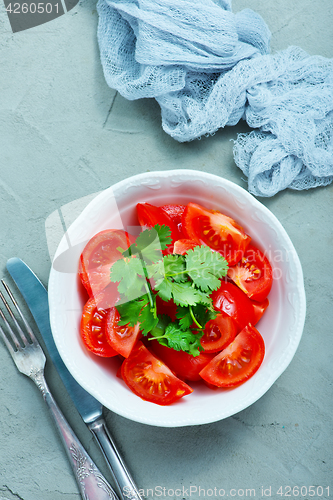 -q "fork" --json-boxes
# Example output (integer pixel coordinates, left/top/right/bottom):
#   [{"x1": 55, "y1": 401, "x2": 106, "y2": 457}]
[{"x1": 0, "y1": 280, "x2": 120, "y2": 500}]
